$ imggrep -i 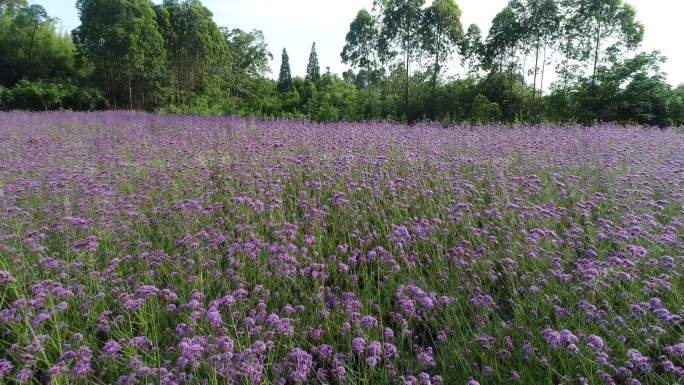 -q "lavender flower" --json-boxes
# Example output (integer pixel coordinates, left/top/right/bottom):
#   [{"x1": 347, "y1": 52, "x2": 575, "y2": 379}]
[
  {"x1": 0, "y1": 359, "x2": 13, "y2": 378},
  {"x1": 288, "y1": 348, "x2": 313, "y2": 383},
  {"x1": 352, "y1": 337, "x2": 366, "y2": 354}
]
